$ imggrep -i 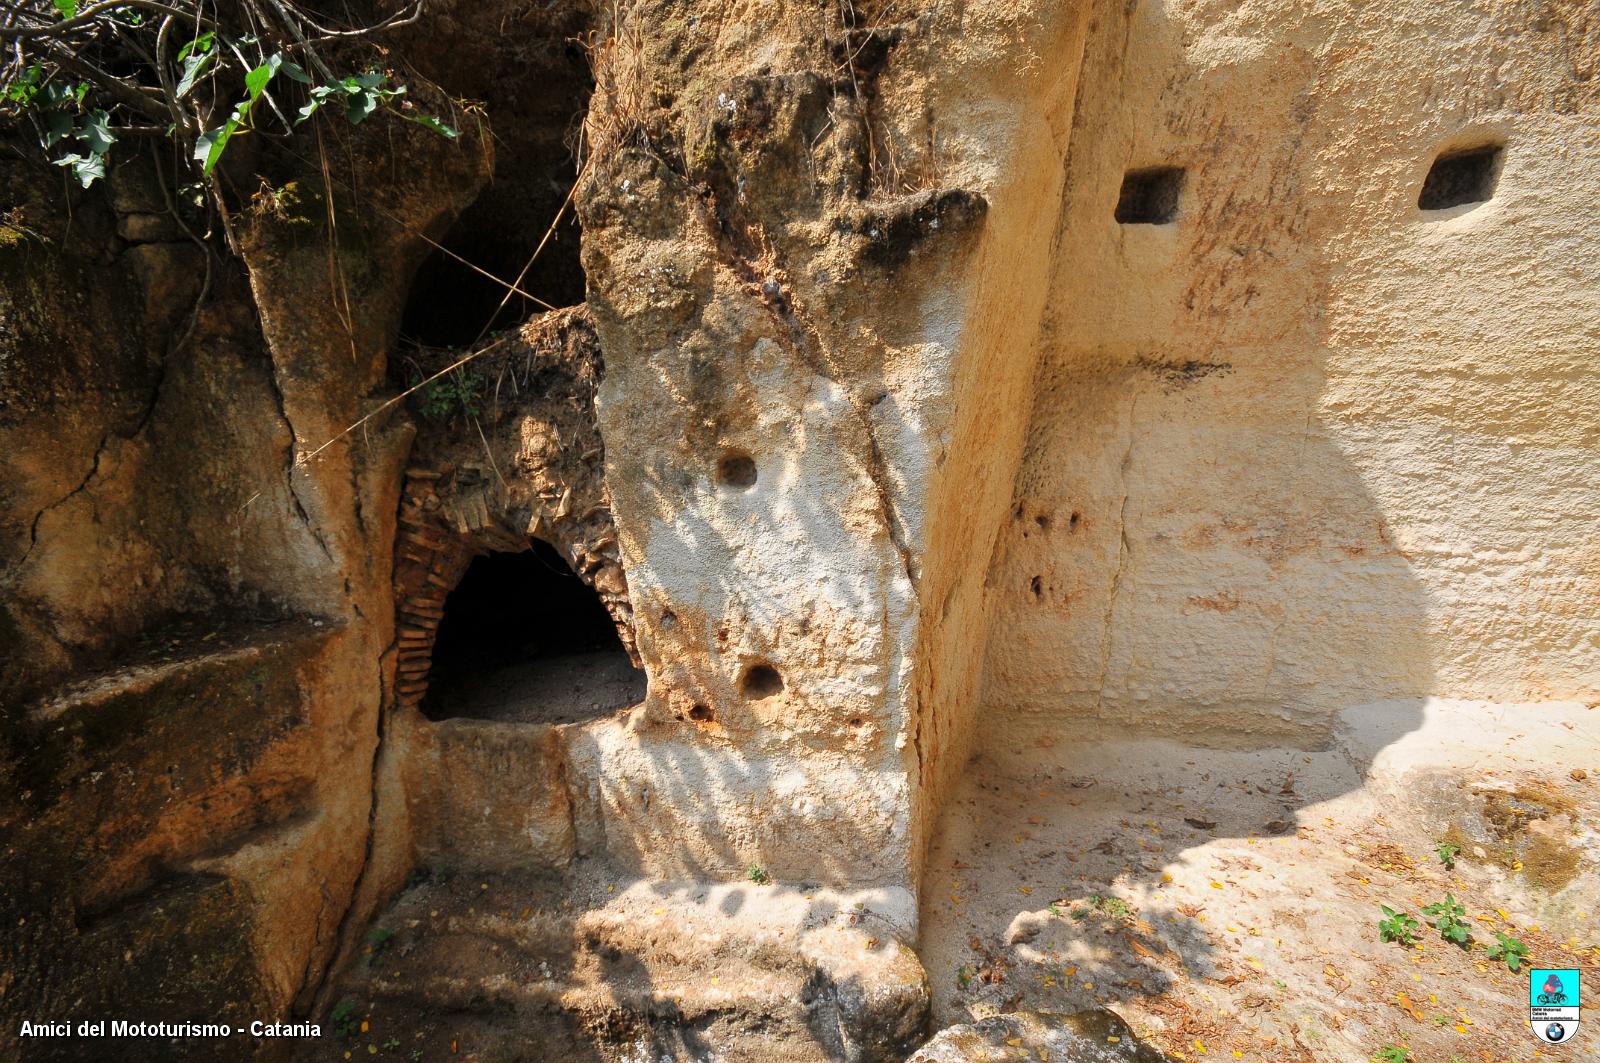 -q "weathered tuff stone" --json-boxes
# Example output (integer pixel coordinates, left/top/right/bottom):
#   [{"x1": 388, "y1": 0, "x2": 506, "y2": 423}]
[
  {"x1": 298, "y1": 868, "x2": 929, "y2": 1063},
  {"x1": 4, "y1": 0, "x2": 1599, "y2": 1054},
  {"x1": 909, "y1": 1011, "x2": 1173, "y2": 1063}
]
